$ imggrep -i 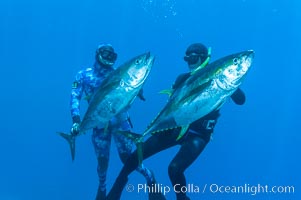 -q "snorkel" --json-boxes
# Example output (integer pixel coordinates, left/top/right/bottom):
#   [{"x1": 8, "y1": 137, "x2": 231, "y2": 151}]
[{"x1": 191, "y1": 47, "x2": 212, "y2": 75}]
